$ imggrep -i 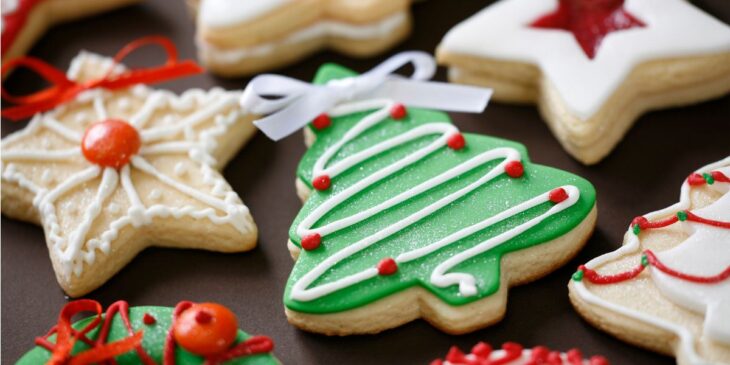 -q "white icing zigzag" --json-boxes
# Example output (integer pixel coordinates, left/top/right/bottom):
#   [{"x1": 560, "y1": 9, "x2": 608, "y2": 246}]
[{"x1": 291, "y1": 99, "x2": 580, "y2": 302}]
